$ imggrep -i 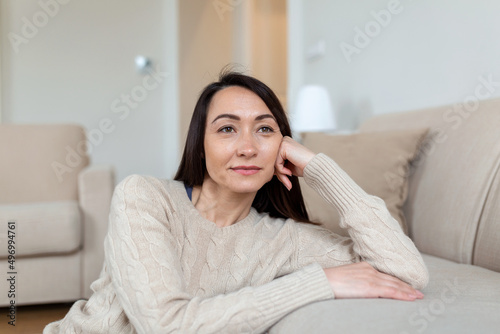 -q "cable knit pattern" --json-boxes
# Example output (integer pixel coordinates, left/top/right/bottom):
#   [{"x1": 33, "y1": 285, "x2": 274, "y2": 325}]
[
  {"x1": 44, "y1": 153, "x2": 428, "y2": 334},
  {"x1": 301, "y1": 154, "x2": 429, "y2": 288}
]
